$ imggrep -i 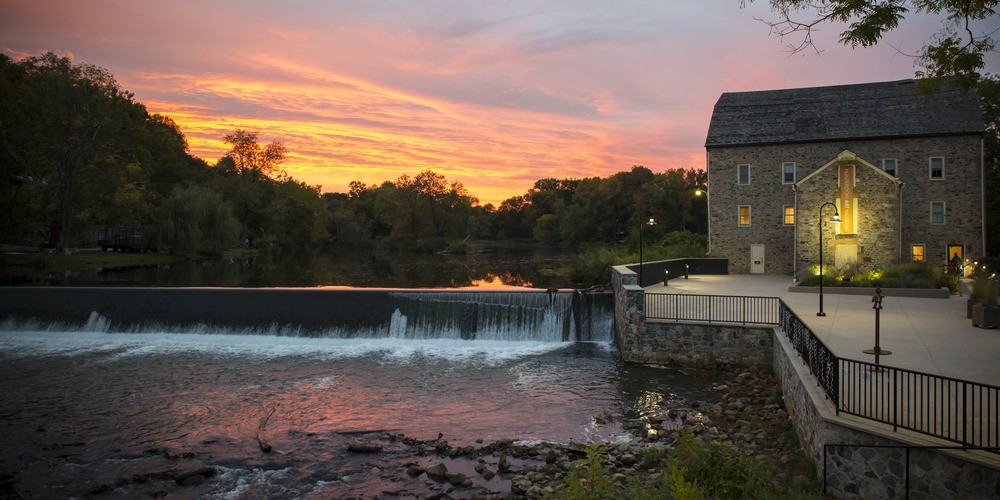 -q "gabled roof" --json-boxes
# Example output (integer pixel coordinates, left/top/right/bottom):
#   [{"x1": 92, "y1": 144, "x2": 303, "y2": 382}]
[
  {"x1": 705, "y1": 79, "x2": 984, "y2": 148},
  {"x1": 794, "y1": 150, "x2": 902, "y2": 188}
]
